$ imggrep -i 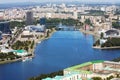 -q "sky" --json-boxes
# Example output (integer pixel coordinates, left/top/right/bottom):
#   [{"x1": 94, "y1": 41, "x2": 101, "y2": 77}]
[{"x1": 0, "y1": 0, "x2": 120, "y2": 4}]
